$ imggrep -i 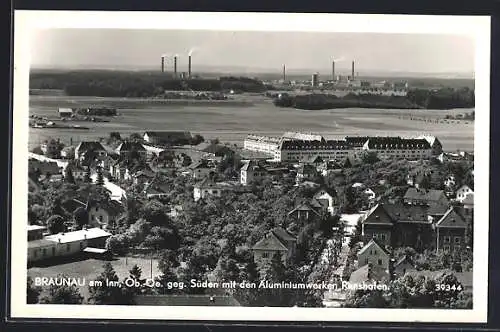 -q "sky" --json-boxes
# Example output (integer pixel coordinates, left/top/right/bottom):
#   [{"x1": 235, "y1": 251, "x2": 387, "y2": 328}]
[{"x1": 30, "y1": 29, "x2": 475, "y2": 75}]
